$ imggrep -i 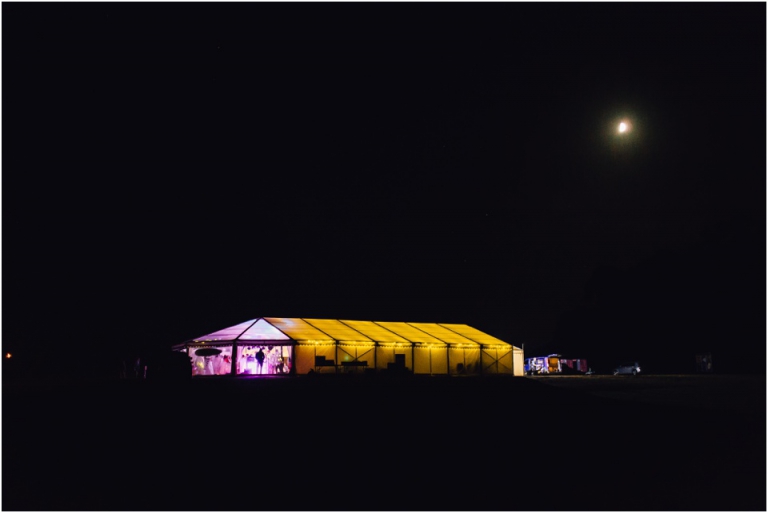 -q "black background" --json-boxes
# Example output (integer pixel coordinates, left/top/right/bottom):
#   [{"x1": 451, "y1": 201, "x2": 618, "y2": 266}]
[{"x1": 3, "y1": 2, "x2": 765, "y2": 376}]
